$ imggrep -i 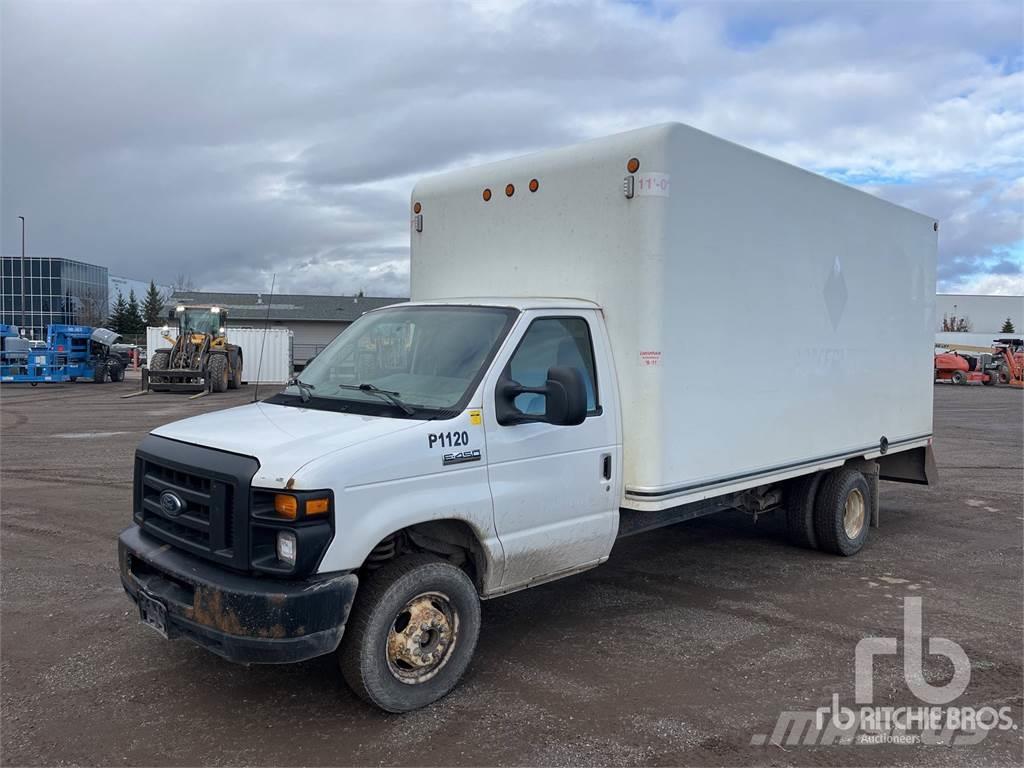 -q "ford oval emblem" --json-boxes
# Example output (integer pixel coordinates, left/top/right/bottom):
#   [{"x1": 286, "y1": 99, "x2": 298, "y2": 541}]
[{"x1": 159, "y1": 490, "x2": 185, "y2": 516}]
